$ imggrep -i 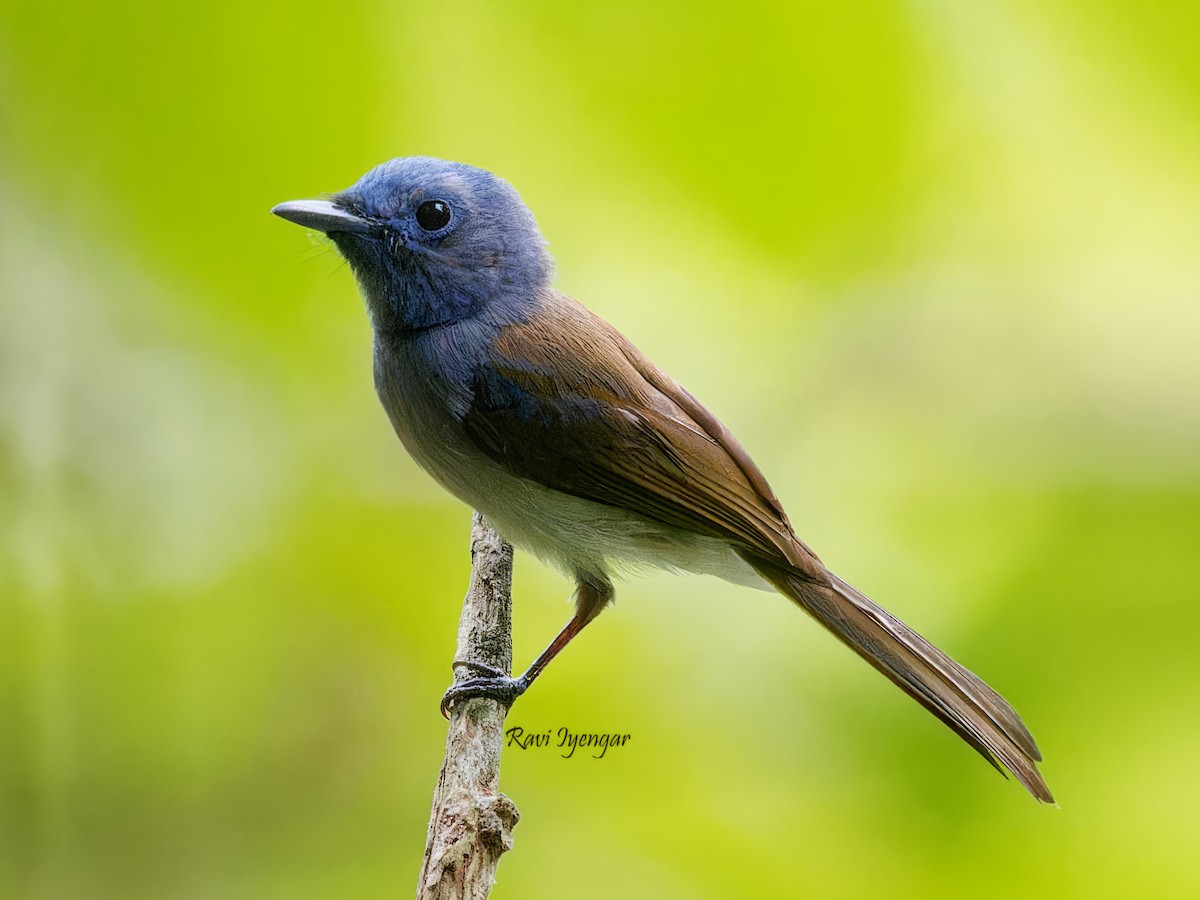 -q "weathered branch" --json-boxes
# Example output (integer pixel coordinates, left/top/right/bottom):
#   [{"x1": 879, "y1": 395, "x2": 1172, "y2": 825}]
[{"x1": 417, "y1": 513, "x2": 519, "y2": 900}]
